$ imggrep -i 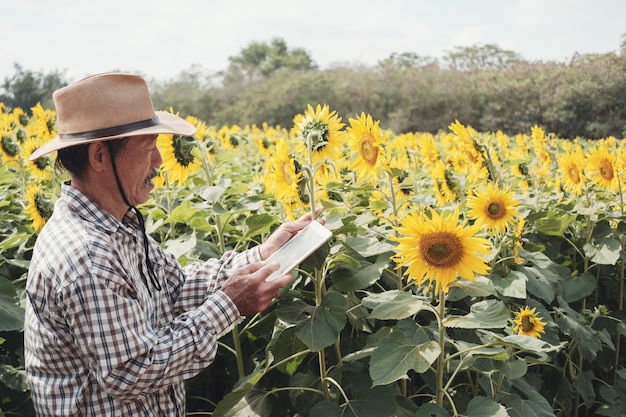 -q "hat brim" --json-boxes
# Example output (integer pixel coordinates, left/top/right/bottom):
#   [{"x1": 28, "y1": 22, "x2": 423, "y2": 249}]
[{"x1": 29, "y1": 111, "x2": 196, "y2": 161}]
